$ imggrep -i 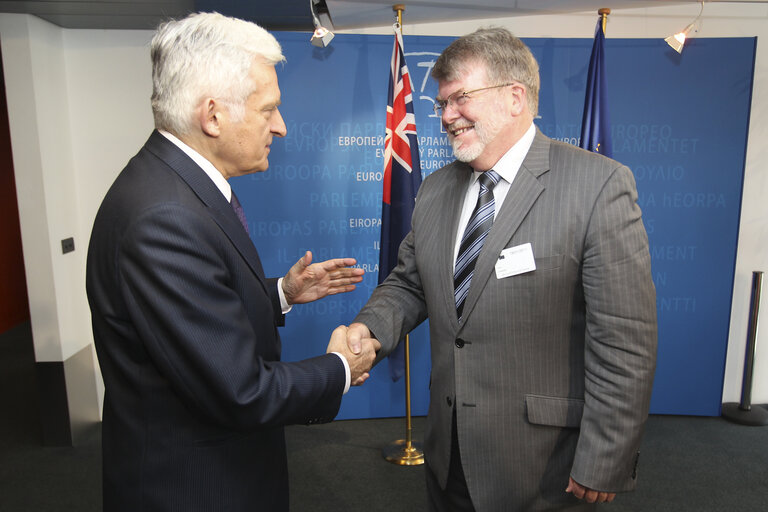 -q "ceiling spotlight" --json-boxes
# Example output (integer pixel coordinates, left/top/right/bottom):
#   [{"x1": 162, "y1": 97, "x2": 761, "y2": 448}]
[
  {"x1": 664, "y1": 23, "x2": 695, "y2": 53},
  {"x1": 665, "y1": 1, "x2": 704, "y2": 54},
  {"x1": 311, "y1": 25, "x2": 334, "y2": 48},
  {"x1": 310, "y1": 0, "x2": 335, "y2": 48}
]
